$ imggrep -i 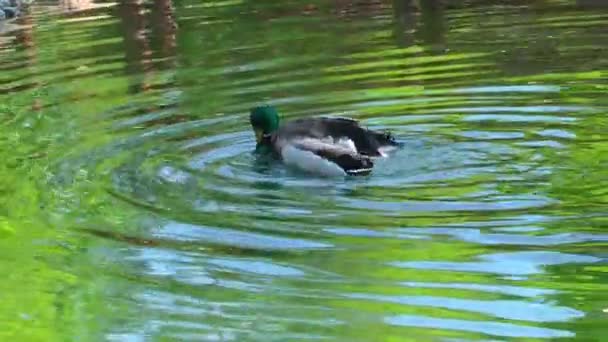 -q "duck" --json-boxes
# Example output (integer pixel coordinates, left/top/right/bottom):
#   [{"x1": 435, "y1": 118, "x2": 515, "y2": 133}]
[{"x1": 249, "y1": 105, "x2": 400, "y2": 176}]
